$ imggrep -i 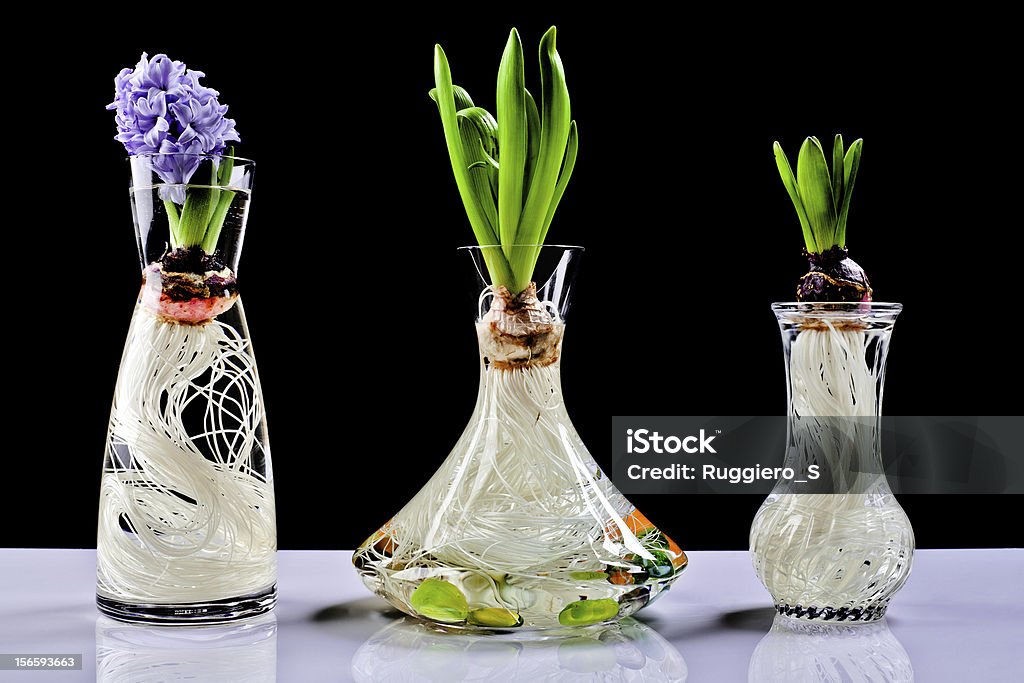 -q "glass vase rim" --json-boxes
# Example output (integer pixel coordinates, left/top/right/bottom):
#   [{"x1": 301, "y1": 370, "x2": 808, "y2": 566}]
[
  {"x1": 772, "y1": 301, "x2": 902, "y2": 312},
  {"x1": 458, "y1": 244, "x2": 584, "y2": 252},
  {"x1": 128, "y1": 152, "x2": 254, "y2": 165}
]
